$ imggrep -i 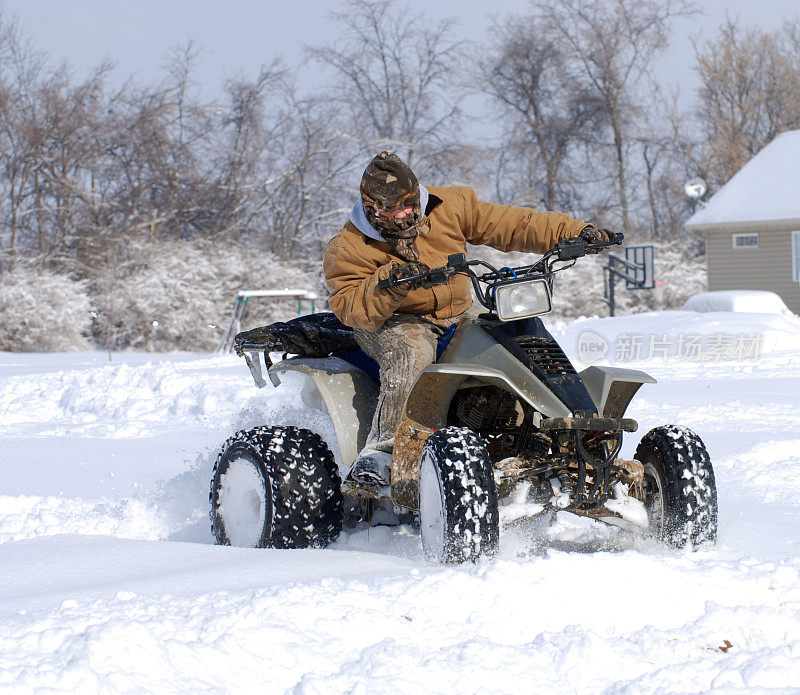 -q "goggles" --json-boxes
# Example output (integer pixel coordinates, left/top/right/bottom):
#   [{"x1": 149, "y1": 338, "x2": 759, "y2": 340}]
[{"x1": 361, "y1": 186, "x2": 418, "y2": 214}]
